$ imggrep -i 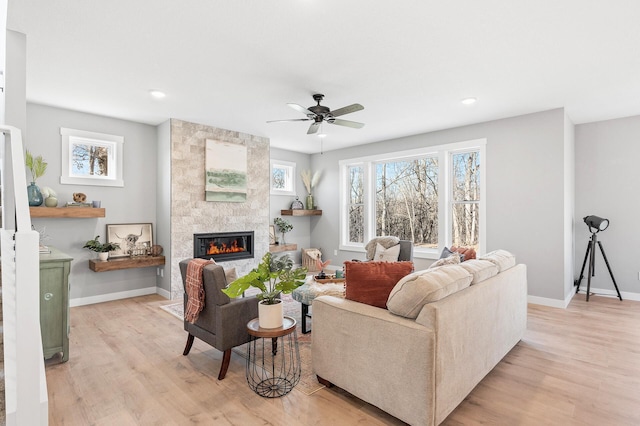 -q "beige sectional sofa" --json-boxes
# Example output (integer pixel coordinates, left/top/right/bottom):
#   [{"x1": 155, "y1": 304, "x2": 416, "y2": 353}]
[{"x1": 312, "y1": 256, "x2": 527, "y2": 426}]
